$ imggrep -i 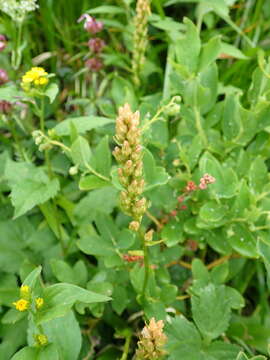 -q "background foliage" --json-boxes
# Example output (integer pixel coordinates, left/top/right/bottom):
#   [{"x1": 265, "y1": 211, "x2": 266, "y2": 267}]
[{"x1": 1, "y1": 0, "x2": 270, "y2": 359}]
